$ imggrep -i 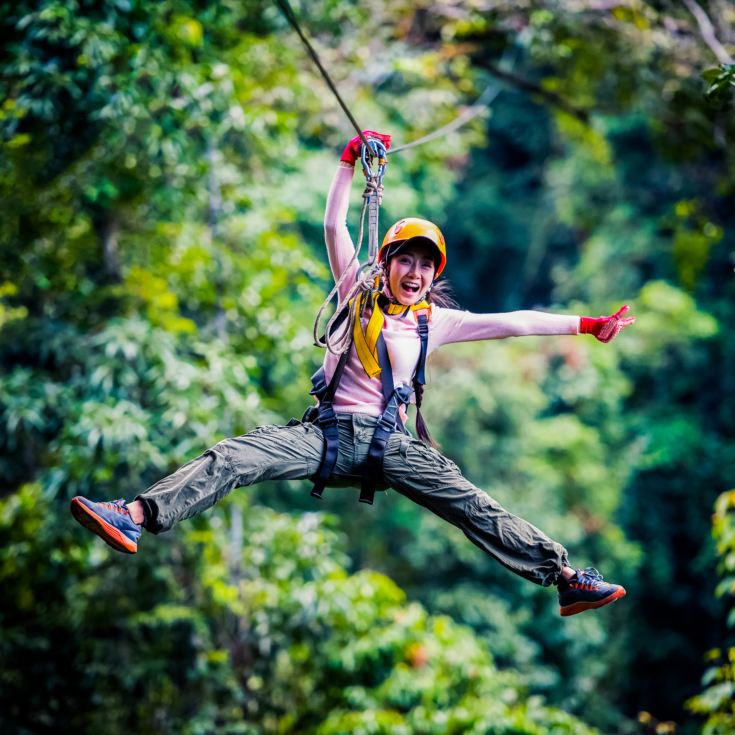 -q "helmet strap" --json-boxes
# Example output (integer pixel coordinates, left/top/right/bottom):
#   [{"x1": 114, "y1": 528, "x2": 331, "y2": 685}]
[{"x1": 379, "y1": 263, "x2": 397, "y2": 303}]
